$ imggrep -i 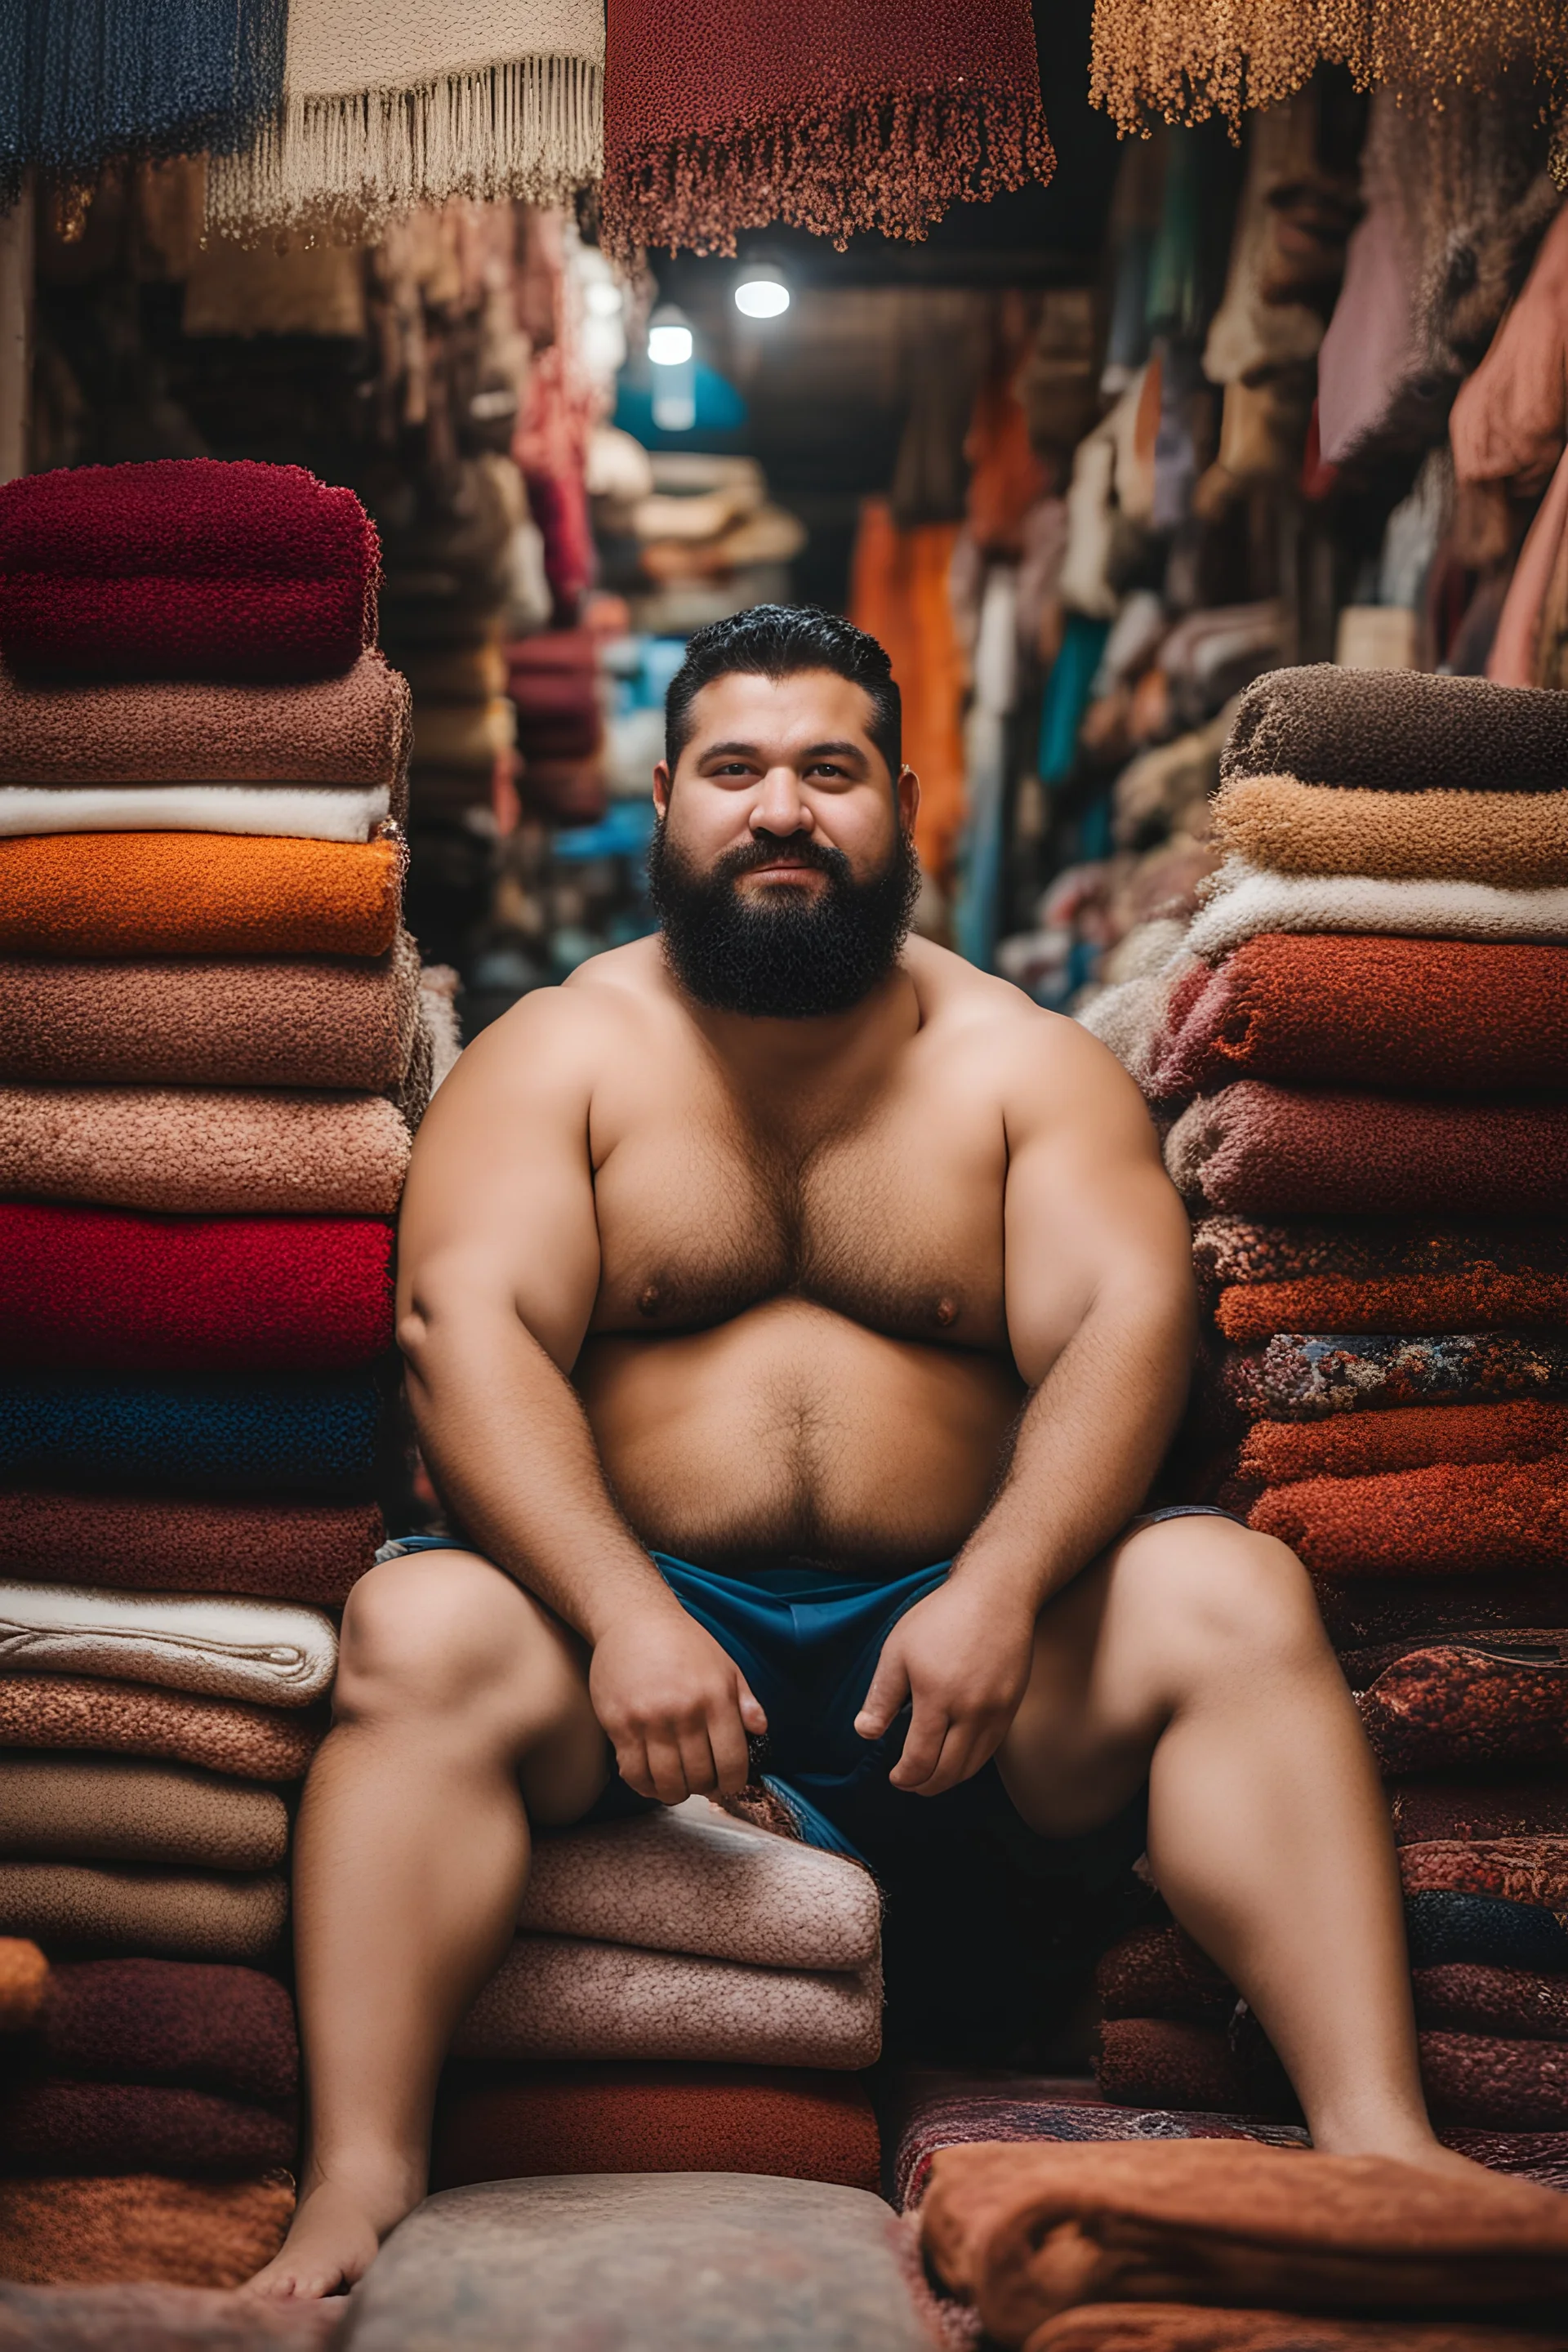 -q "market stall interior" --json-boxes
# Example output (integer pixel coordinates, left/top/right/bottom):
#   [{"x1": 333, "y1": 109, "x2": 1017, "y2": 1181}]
[{"x1": 7, "y1": 0, "x2": 1568, "y2": 2333}]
